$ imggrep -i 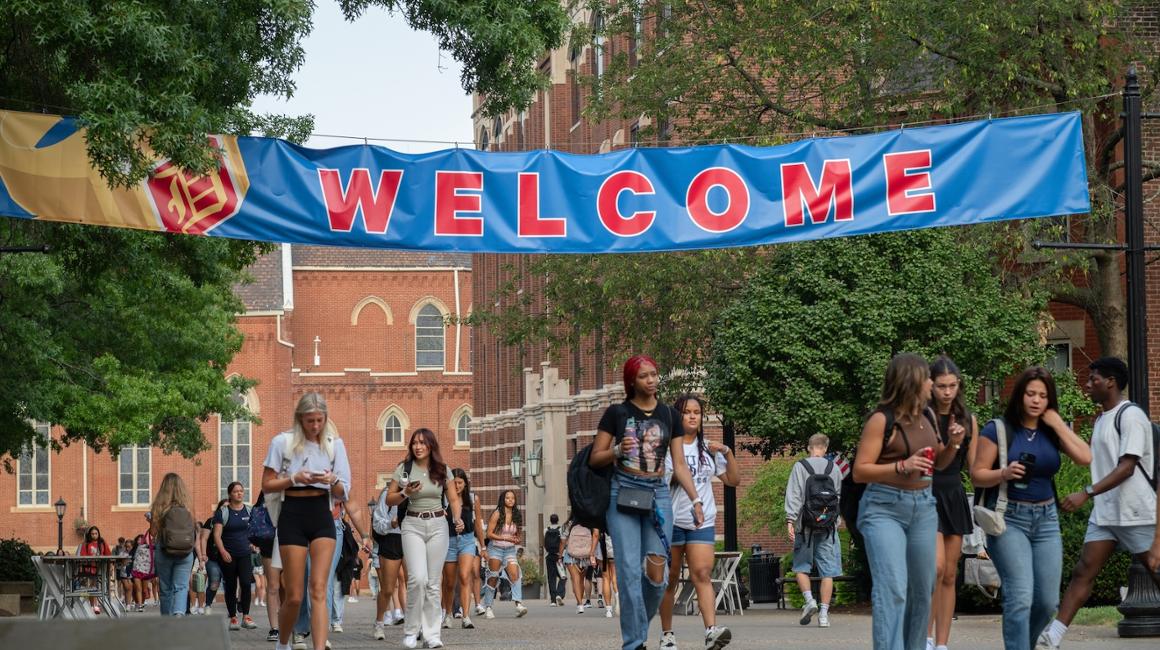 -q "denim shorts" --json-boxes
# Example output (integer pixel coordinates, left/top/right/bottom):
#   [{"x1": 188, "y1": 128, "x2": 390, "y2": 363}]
[
  {"x1": 671, "y1": 525, "x2": 715, "y2": 546},
  {"x1": 445, "y1": 533, "x2": 478, "y2": 562},
  {"x1": 1084, "y1": 519, "x2": 1156, "y2": 554},
  {"x1": 487, "y1": 543, "x2": 519, "y2": 565},
  {"x1": 791, "y1": 528, "x2": 842, "y2": 577}
]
